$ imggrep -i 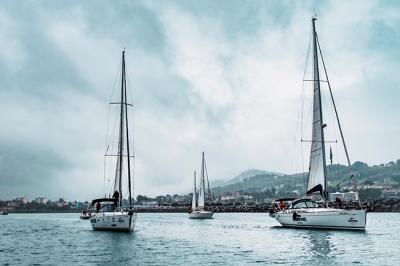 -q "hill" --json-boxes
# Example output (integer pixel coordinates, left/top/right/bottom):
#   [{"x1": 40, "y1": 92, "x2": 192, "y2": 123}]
[
  {"x1": 212, "y1": 160, "x2": 400, "y2": 198},
  {"x1": 212, "y1": 169, "x2": 283, "y2": 188}
]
